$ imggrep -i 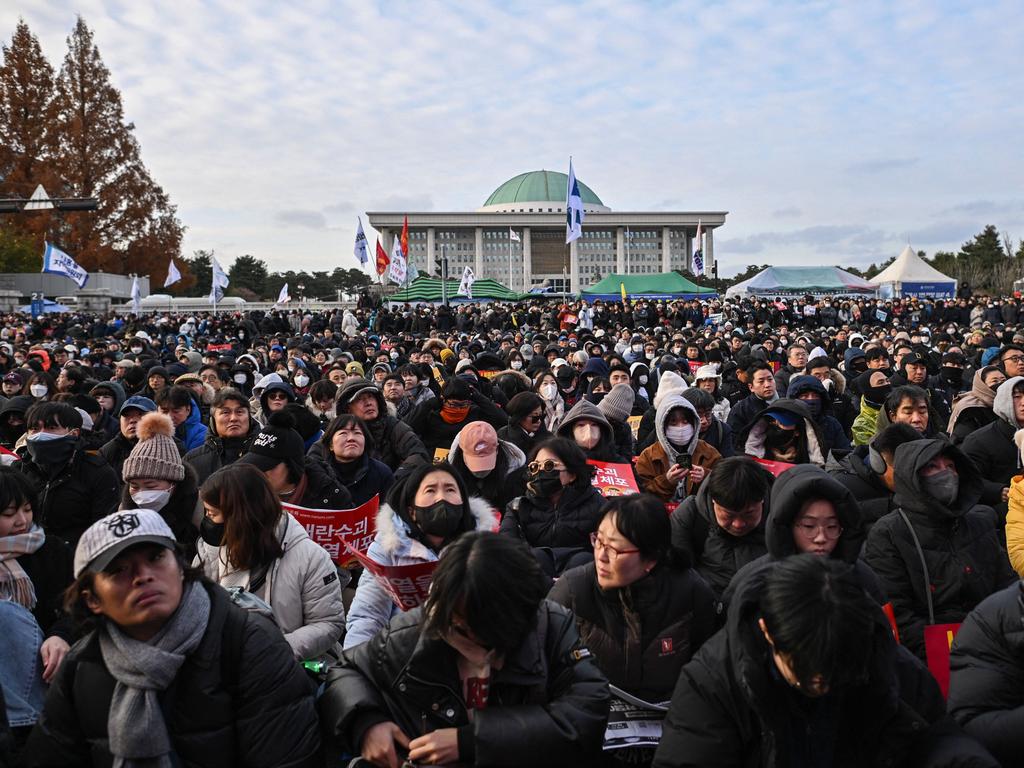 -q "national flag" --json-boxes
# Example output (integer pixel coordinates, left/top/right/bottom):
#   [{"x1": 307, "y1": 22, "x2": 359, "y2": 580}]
[
  {"x1": 41, "y1": 242, "x2": 88, "y2": 288},
  {"x1": 388, "y1": 236, "x2": 407, "y2": 284},
  {"x1": 375, "y1": 238, "x2": 389, "y2": 276},
  {"x1": 565, "y1": 158, "x2": 585, "y2": 244},
  {"x1": 400, "y1": 215, "x2": 409, "y2": 257},
  {"x1": 209, "y1": 256, "x2": 229, "y2": 304},
  {"x1": 693, "y1": 219, "x2": 704, "y2": 276},
  {"x1": 277, "y1": 282, "x2": 291, "y2": 304},
  {"x1": 164, "y1": 258, "x2": 182, "y2": 287},
  {"x1": 353, "y1": 217, "x2": 369, "y2": 265},
  {"x1": 458, "y1": 266, "x2": 475, "y2": 299},
  {"x1": 509, "y1": 228, "x2": 521, "y2": 243},
  {"x1": 130, "y1": 275, "x2": 142, "y2": 314}
]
